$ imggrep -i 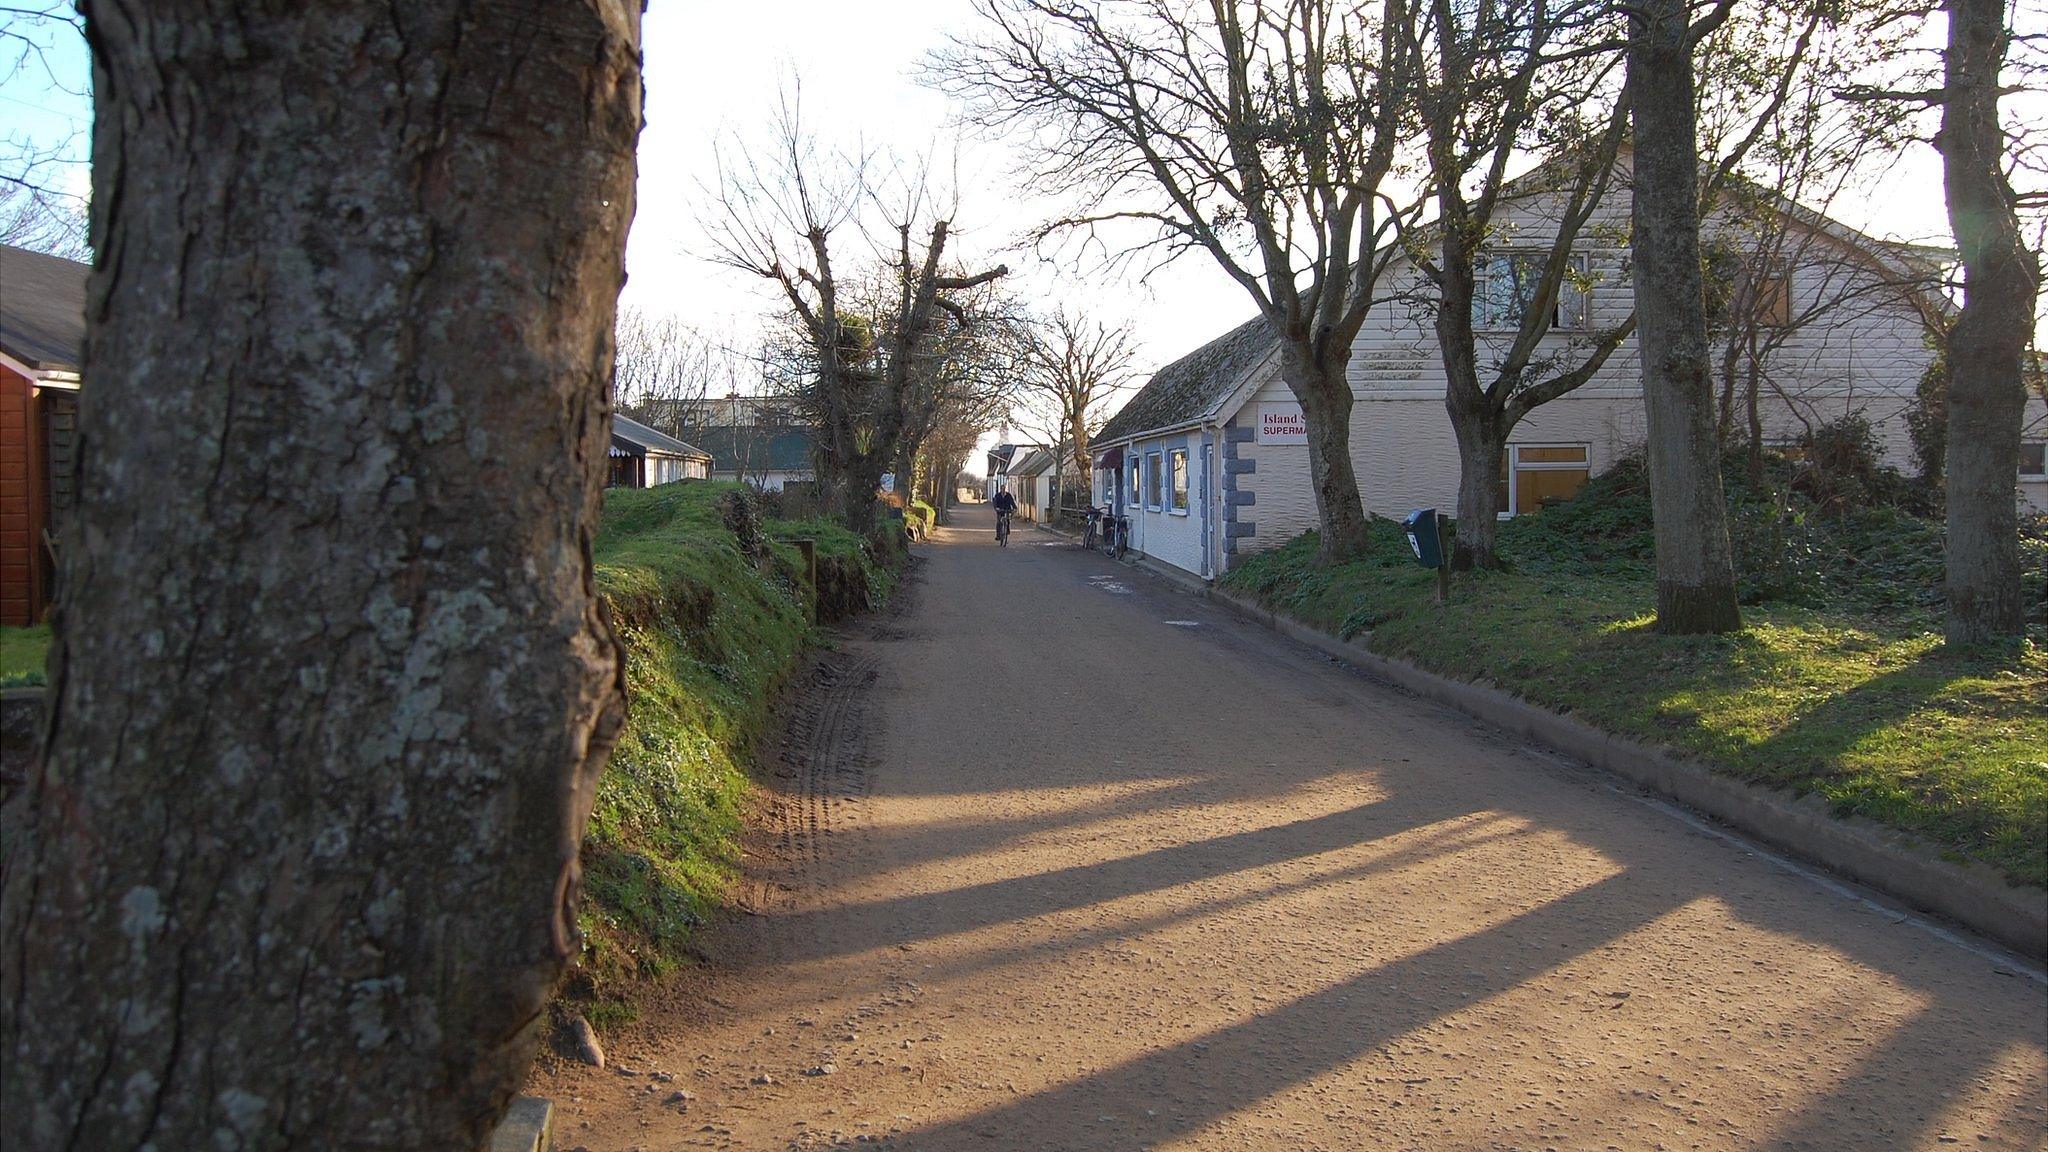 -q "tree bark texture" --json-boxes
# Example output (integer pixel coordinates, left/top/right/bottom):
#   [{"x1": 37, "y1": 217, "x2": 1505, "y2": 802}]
[
  {"x1": 1626, "y1": 0, "x2": 1742, "y2": 634},
  {"x1": 1448, "y1": 406, "x2": 1508, "y2": 570},
  {"x1": 1277, "y1": 343, "x2": 1372, "y2": 563},
  {"x1": 1435, "y1": 225, "x2": 1507, "y2": 571},
  {"x1": 1939, "y1": 0, "x2": 2034, "y2": 645},
  {"x1": 1, "y1": 4, "x2": 640, "y2": 1150}
]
